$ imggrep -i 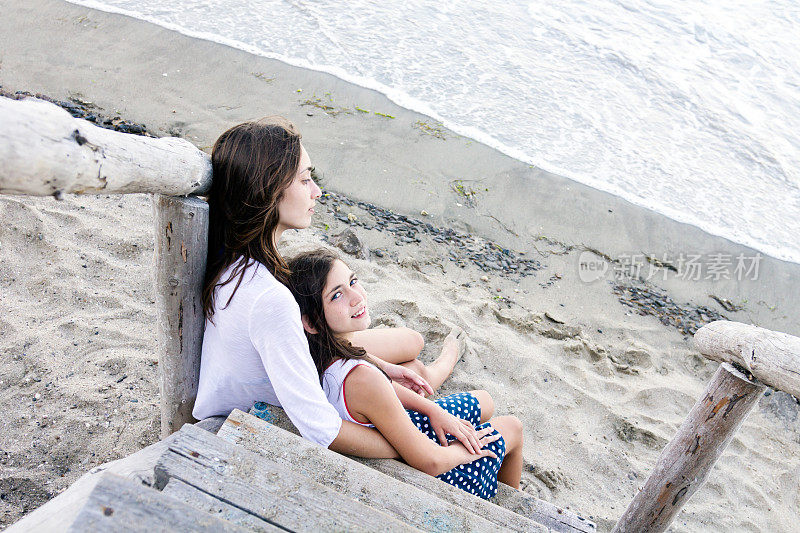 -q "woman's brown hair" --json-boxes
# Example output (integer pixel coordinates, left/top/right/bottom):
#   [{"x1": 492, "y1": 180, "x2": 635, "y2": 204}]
[
  {"x1": 202, "y1": 117, "x2": 302, "y2": 320},
  {"x1": 286, "y1": 249, "x2": 368, "y2": 379}
]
